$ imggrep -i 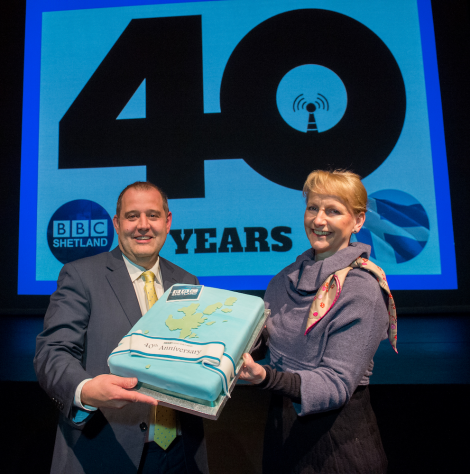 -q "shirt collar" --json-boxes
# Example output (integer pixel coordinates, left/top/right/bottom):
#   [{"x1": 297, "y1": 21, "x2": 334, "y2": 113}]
[{"x1": 122, "y1": 254, "x2": 161, "y2": 285}]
